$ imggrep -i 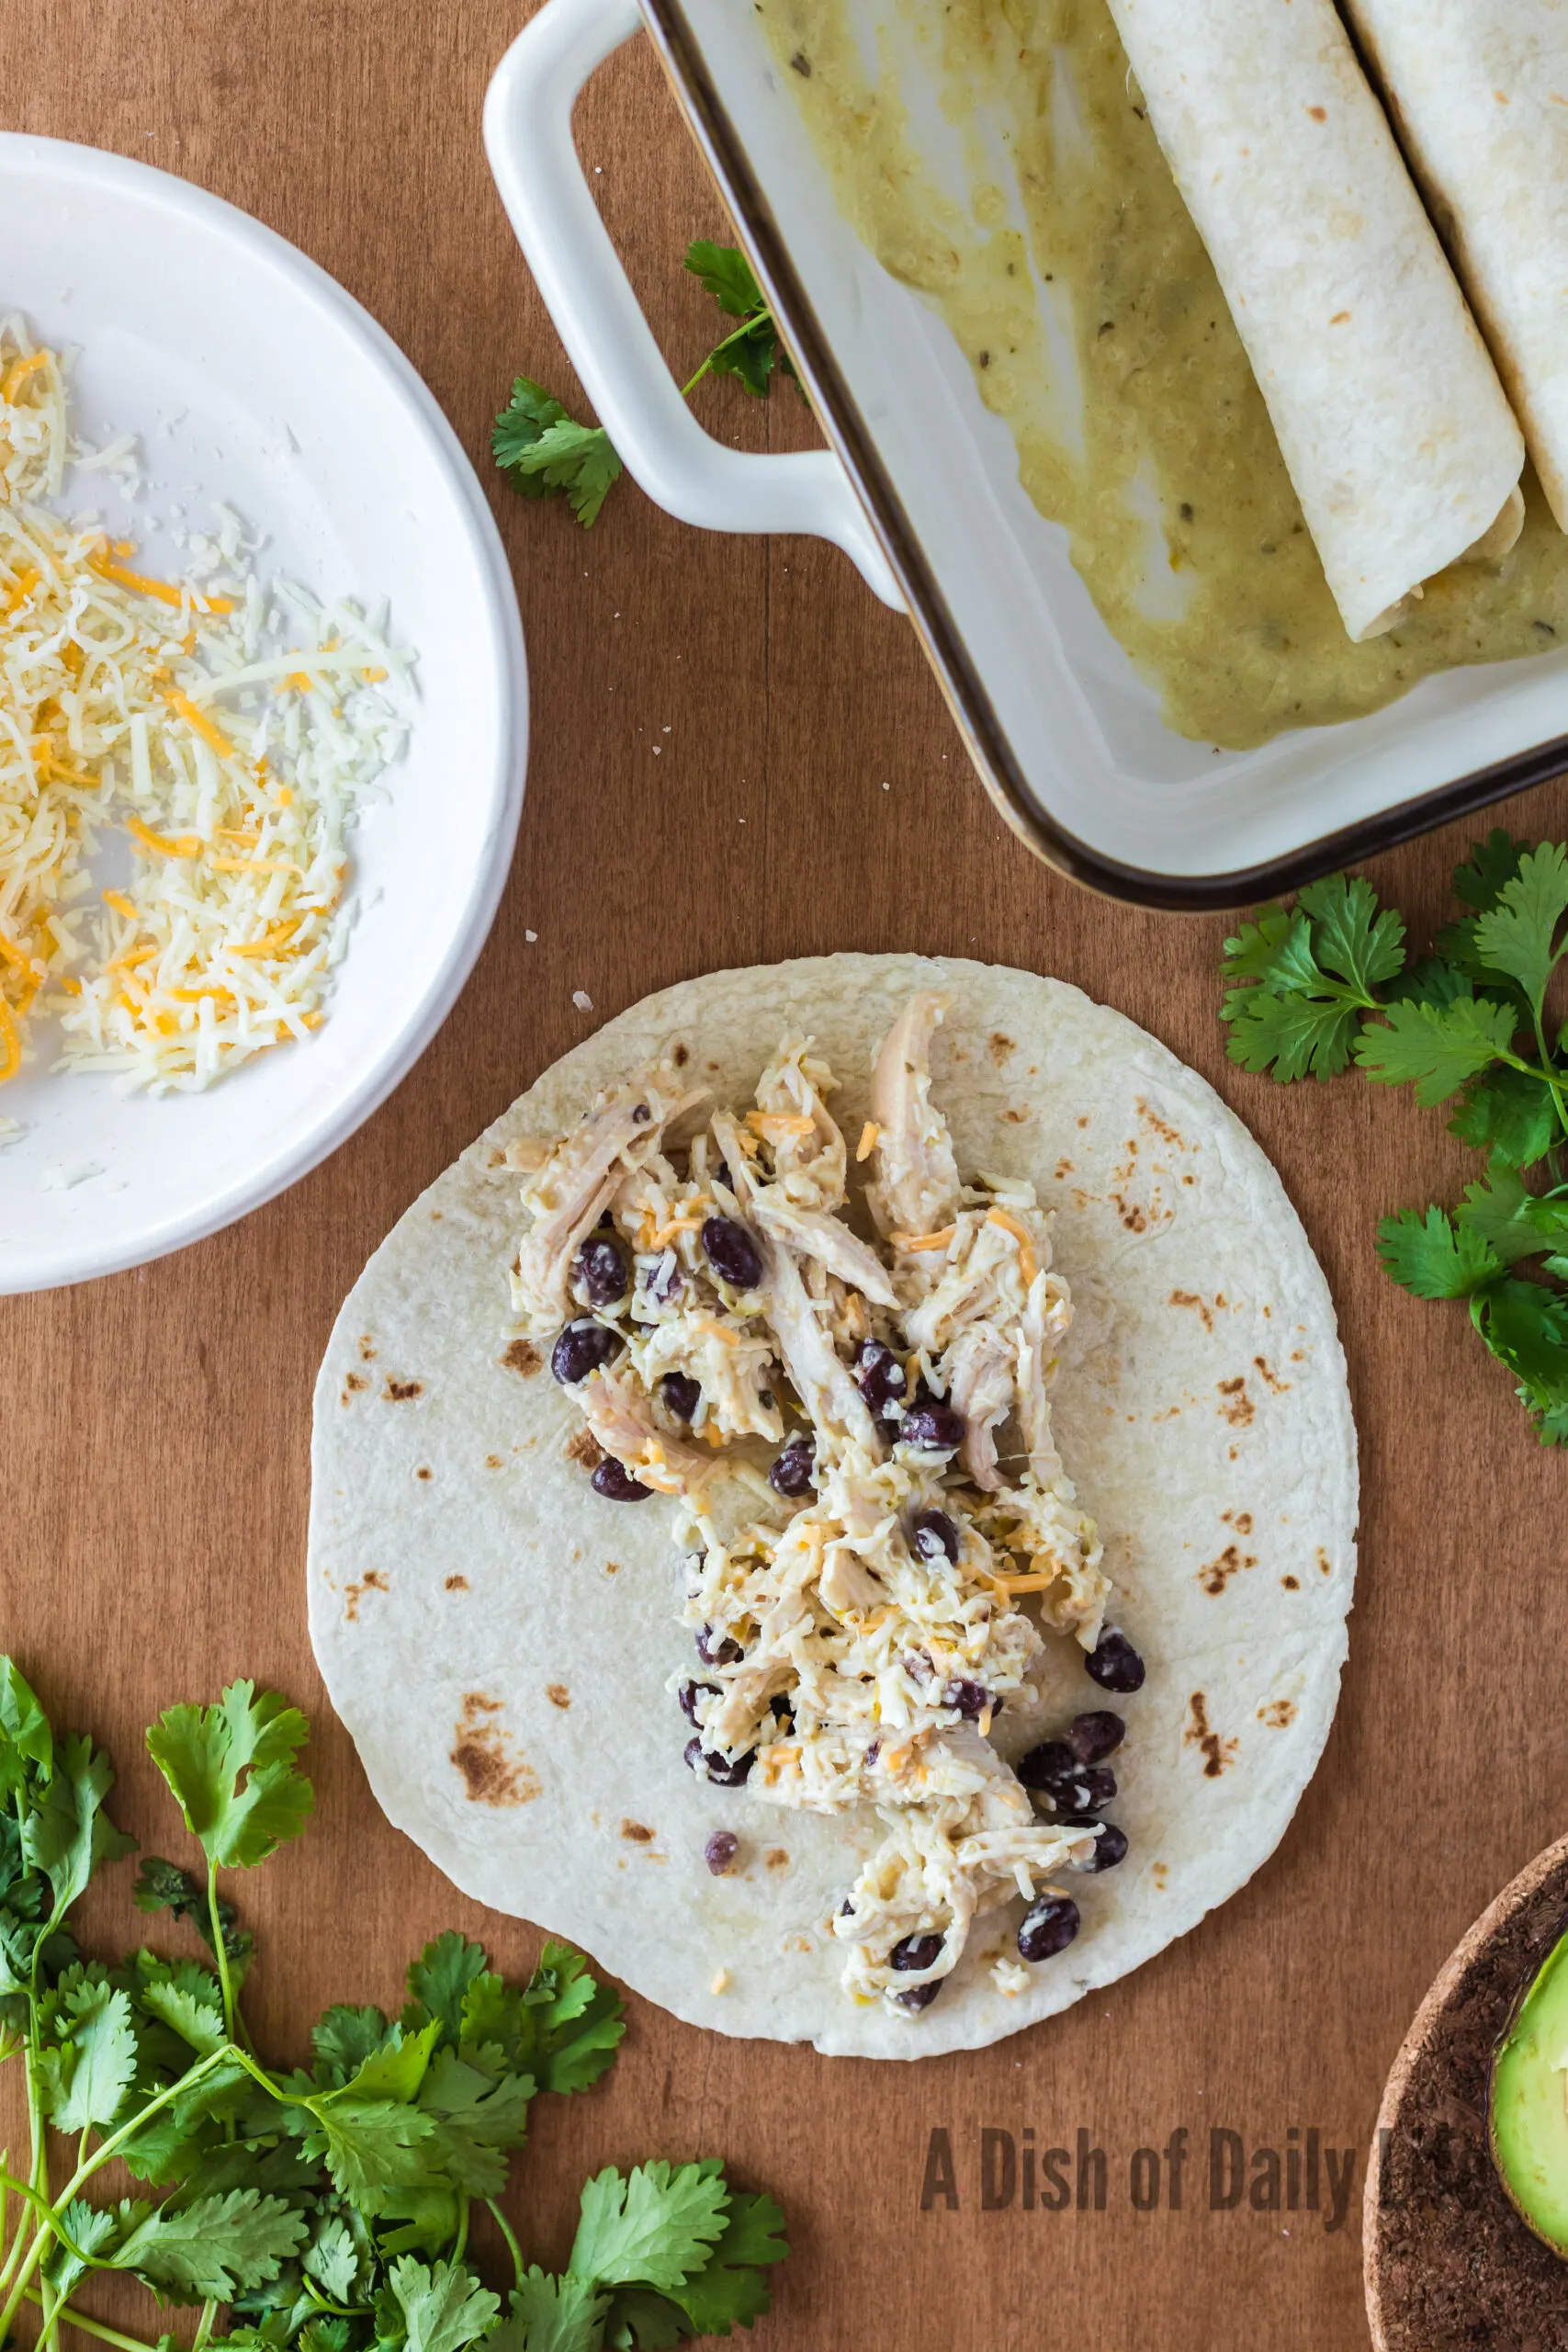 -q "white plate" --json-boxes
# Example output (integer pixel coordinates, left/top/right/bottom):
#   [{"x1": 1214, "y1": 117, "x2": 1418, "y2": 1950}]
[{"x1": 0, "y1": 135, "x2": 527, "y2": 1292}]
